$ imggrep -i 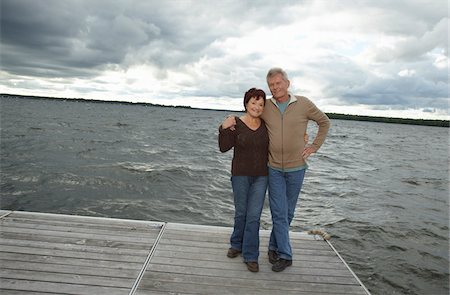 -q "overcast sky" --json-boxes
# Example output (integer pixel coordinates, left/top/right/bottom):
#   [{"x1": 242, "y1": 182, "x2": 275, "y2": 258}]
[{"x1": 1, "y1": 0, "x2": 448, "y2": 119}]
